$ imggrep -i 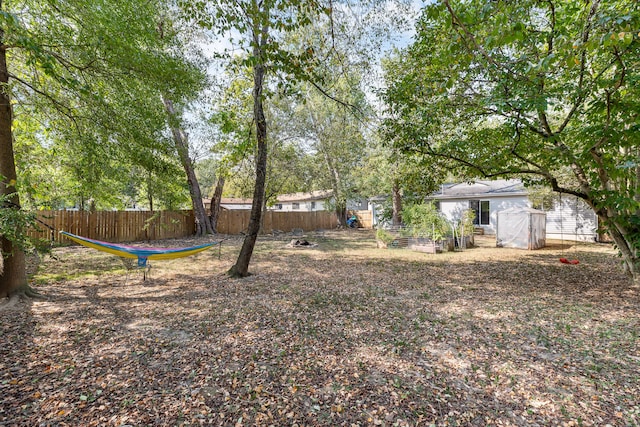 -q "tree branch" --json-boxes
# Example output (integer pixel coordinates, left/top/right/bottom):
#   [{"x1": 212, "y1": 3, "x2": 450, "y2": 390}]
[{"x1": 8, "y1": 73, "x2": 77, "y2": 126}]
